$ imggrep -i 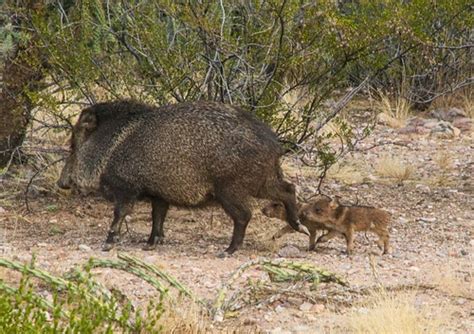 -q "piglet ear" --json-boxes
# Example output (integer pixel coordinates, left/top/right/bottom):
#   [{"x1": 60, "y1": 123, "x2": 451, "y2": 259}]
[
  {"x1": 79, "y1": 111, "x2": 97, "y2": 130},
  {"x1": 329, "y1": 196, "x2": 339, "y2": 209}
]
